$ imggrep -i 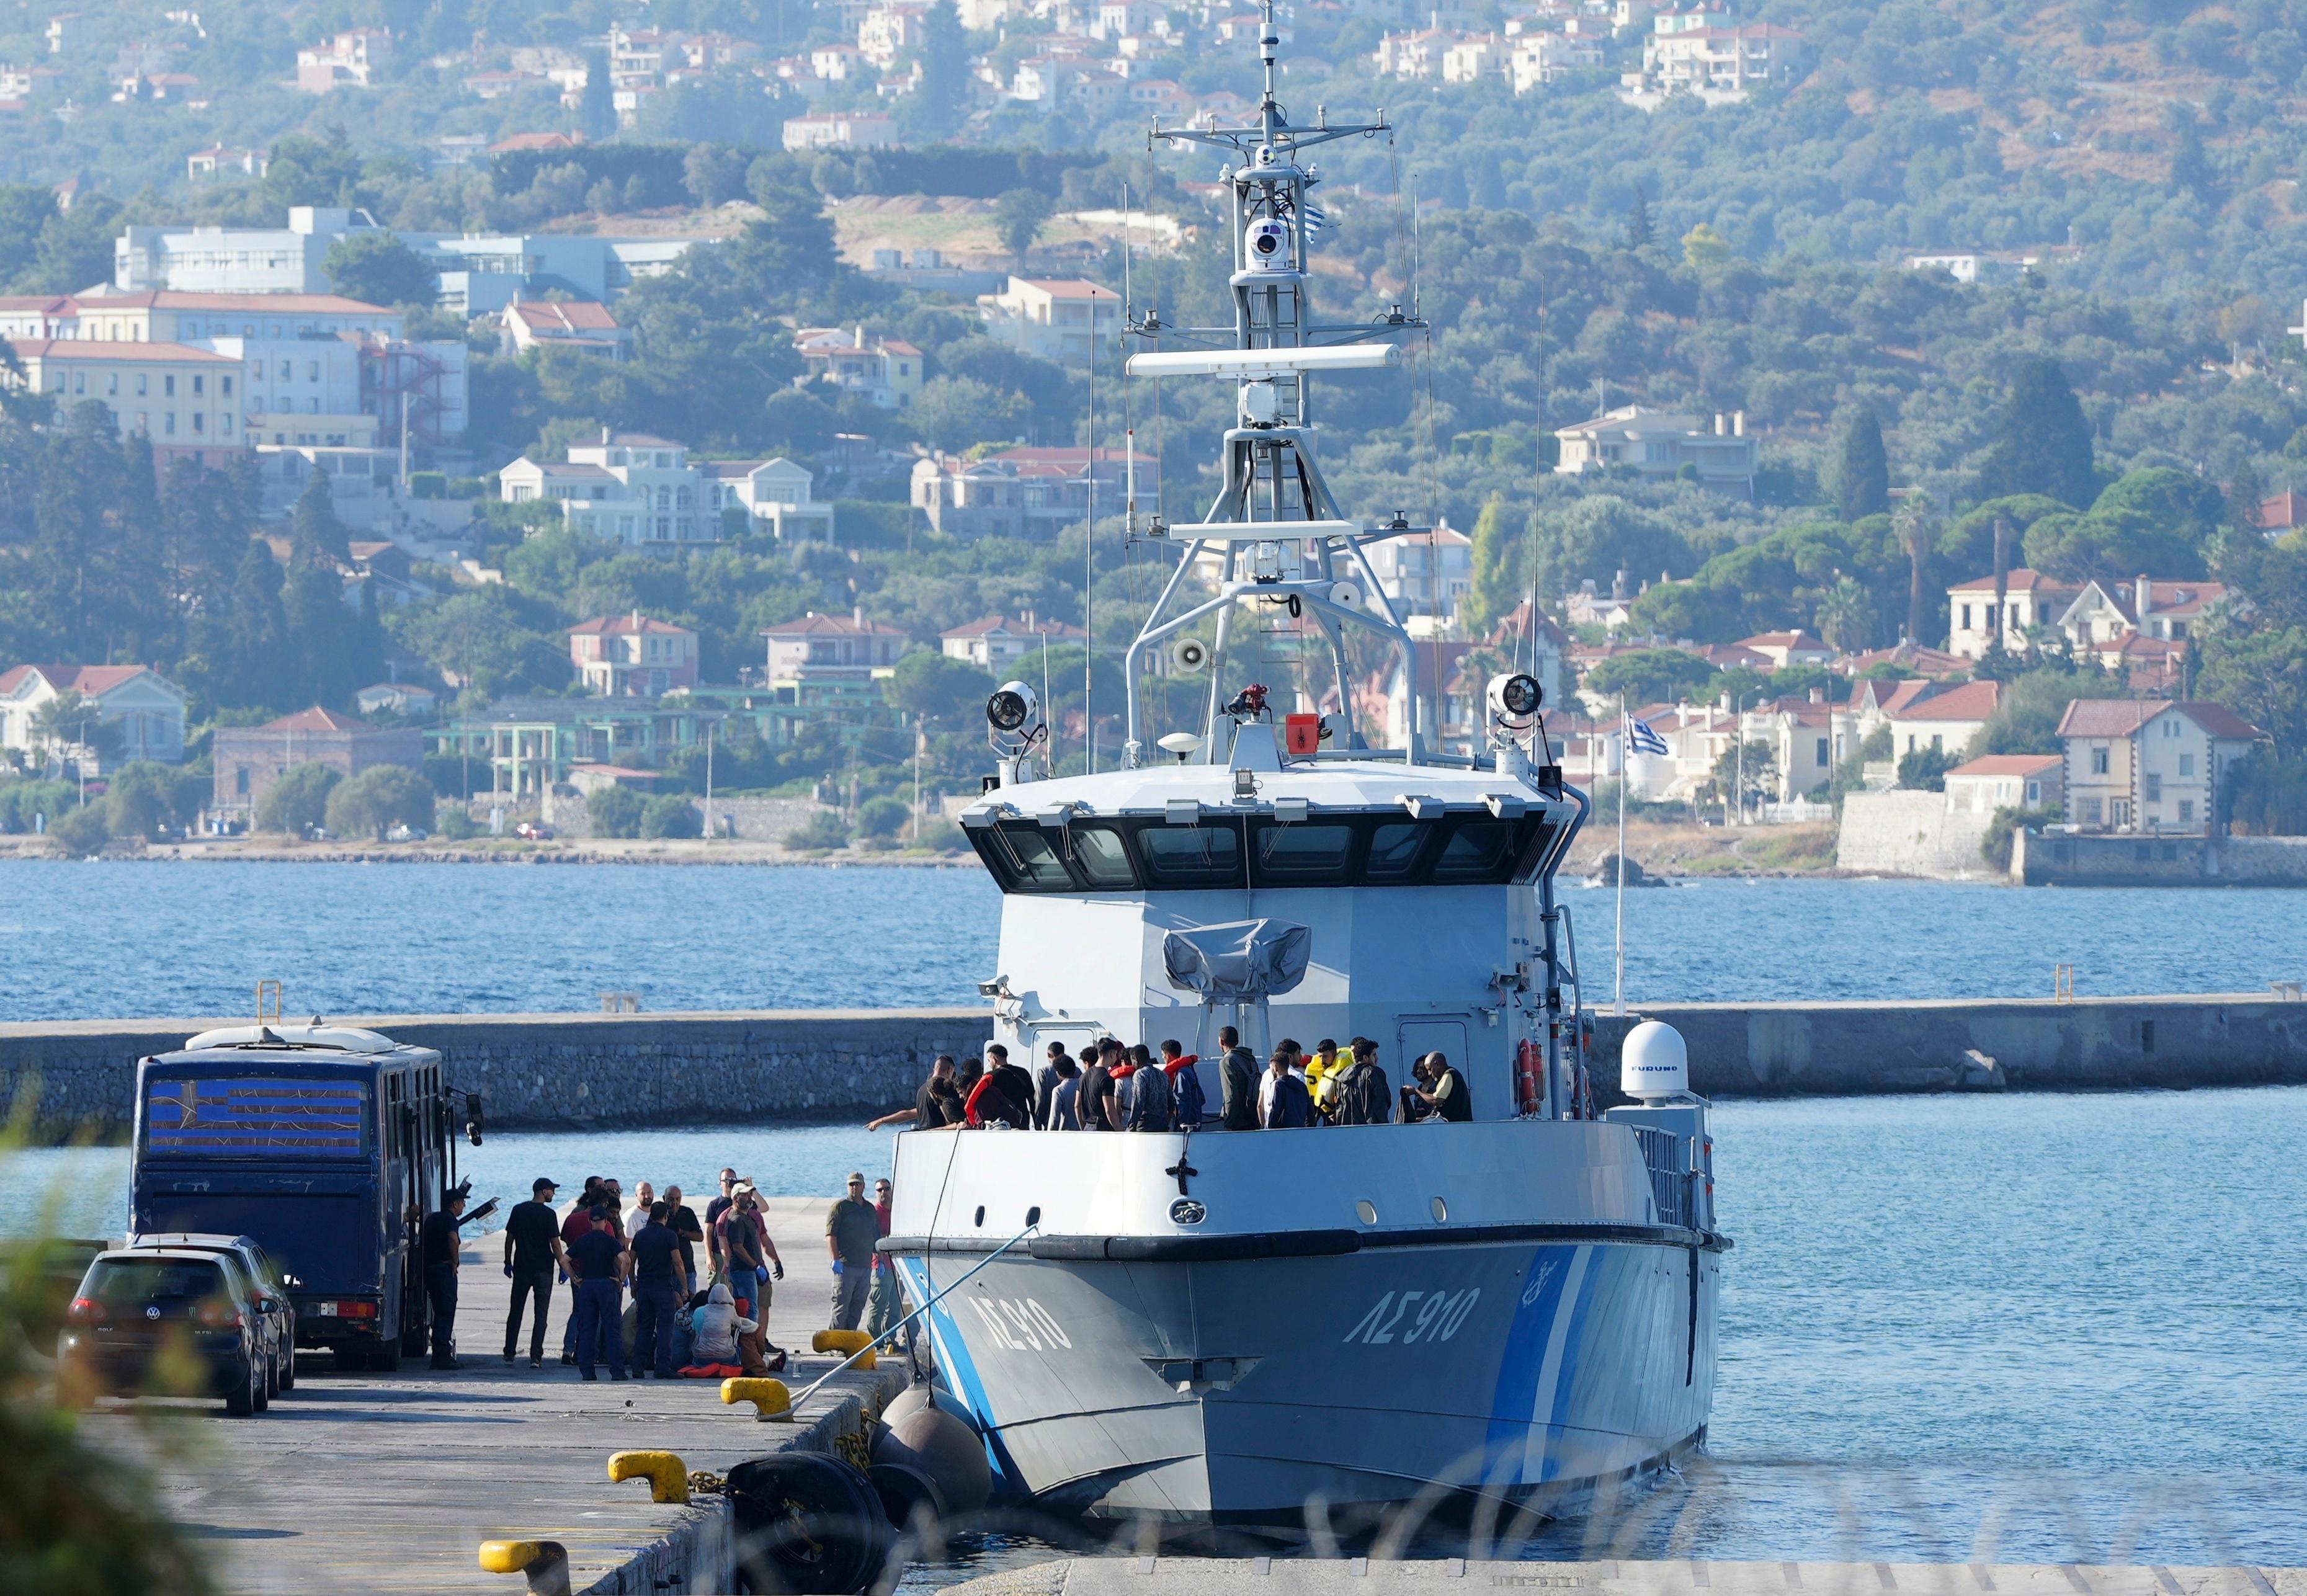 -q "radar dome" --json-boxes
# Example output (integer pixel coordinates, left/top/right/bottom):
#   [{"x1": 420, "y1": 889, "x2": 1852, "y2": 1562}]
[{"x1": 1620, "y1": 1020, "x2": 1689, "y2": 1102}]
